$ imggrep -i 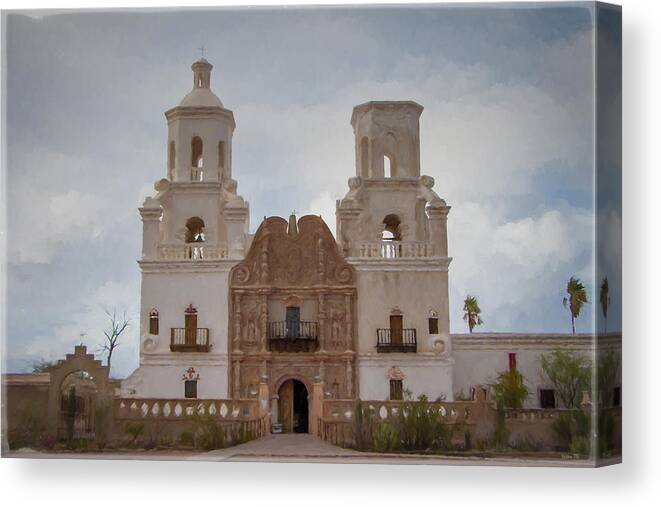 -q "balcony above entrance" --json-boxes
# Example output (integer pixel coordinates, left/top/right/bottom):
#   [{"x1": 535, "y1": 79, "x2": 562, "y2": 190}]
[{"x1": 267, "y1": 321, "x2": 319, "y2": 353}]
